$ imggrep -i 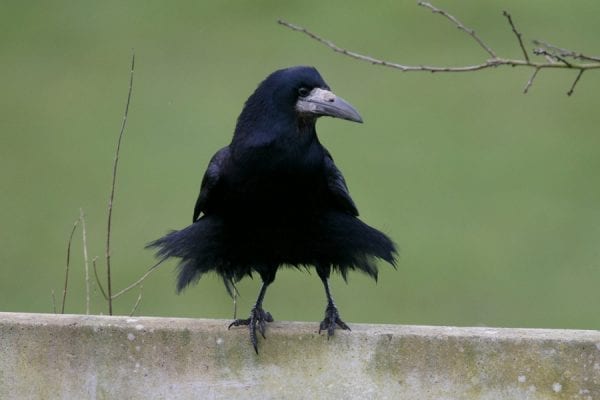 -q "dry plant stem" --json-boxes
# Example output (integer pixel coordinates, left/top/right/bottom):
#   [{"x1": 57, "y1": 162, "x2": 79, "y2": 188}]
[
  {"x1": 129, "y1": 285, "x2": 143, "y2": 316},
  {"x1": 111, "y1": 260, "x2": 163, "y2": 299},
  {"x1": 106, "y1": 51, "x2": 135, "y2": 315},
  {"x1": 502, "y1": 11, "x2": 529, "y2": 62},
  {"x1": 533, "y1": 48, "x2": 573, "y2": 67},
  {"x1": 278, "y1": 3, "x2": 600, "y2": 95},
  {"x1": 51, "y1": 289, "x2": 57, "y2": 314},
  {"x1": 276, "y1": 20, "x2": 599, "y2": 72},
  {"x1": 62, "y1": 220, "x2": 79, "y2": 314},
  {"x1": 533, "y1": 39, "x2": 600, "y2": 63},
  {"x1": 80, "y1": 208, "x2": 91, "y2": 314},
  {"x1": 567, "y1": 70, "x2": 584, "y2": 96},
  {"x1": 94, "y1": 255, "x2": 163, "y2": 301},
  {"x1": 523, "y1": 67, "x2": 540, "y2": 94},
  {"x1": 93, "y1": 256, "x2": 109, "y2": 300},
  {"x1": 420, "y1": 1, "x2": 496, "y2": 58},
  {"x1": 233, "y1": 290, "x2": 238, "y2": 320}
]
